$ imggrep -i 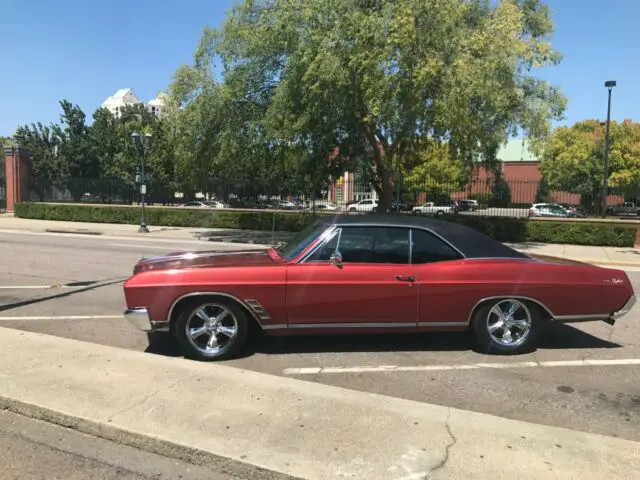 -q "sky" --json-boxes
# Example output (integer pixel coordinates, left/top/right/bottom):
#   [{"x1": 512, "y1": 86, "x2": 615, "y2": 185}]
[{"x1": 1, "y1": 0, "x2": 638, "y2": 136}]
